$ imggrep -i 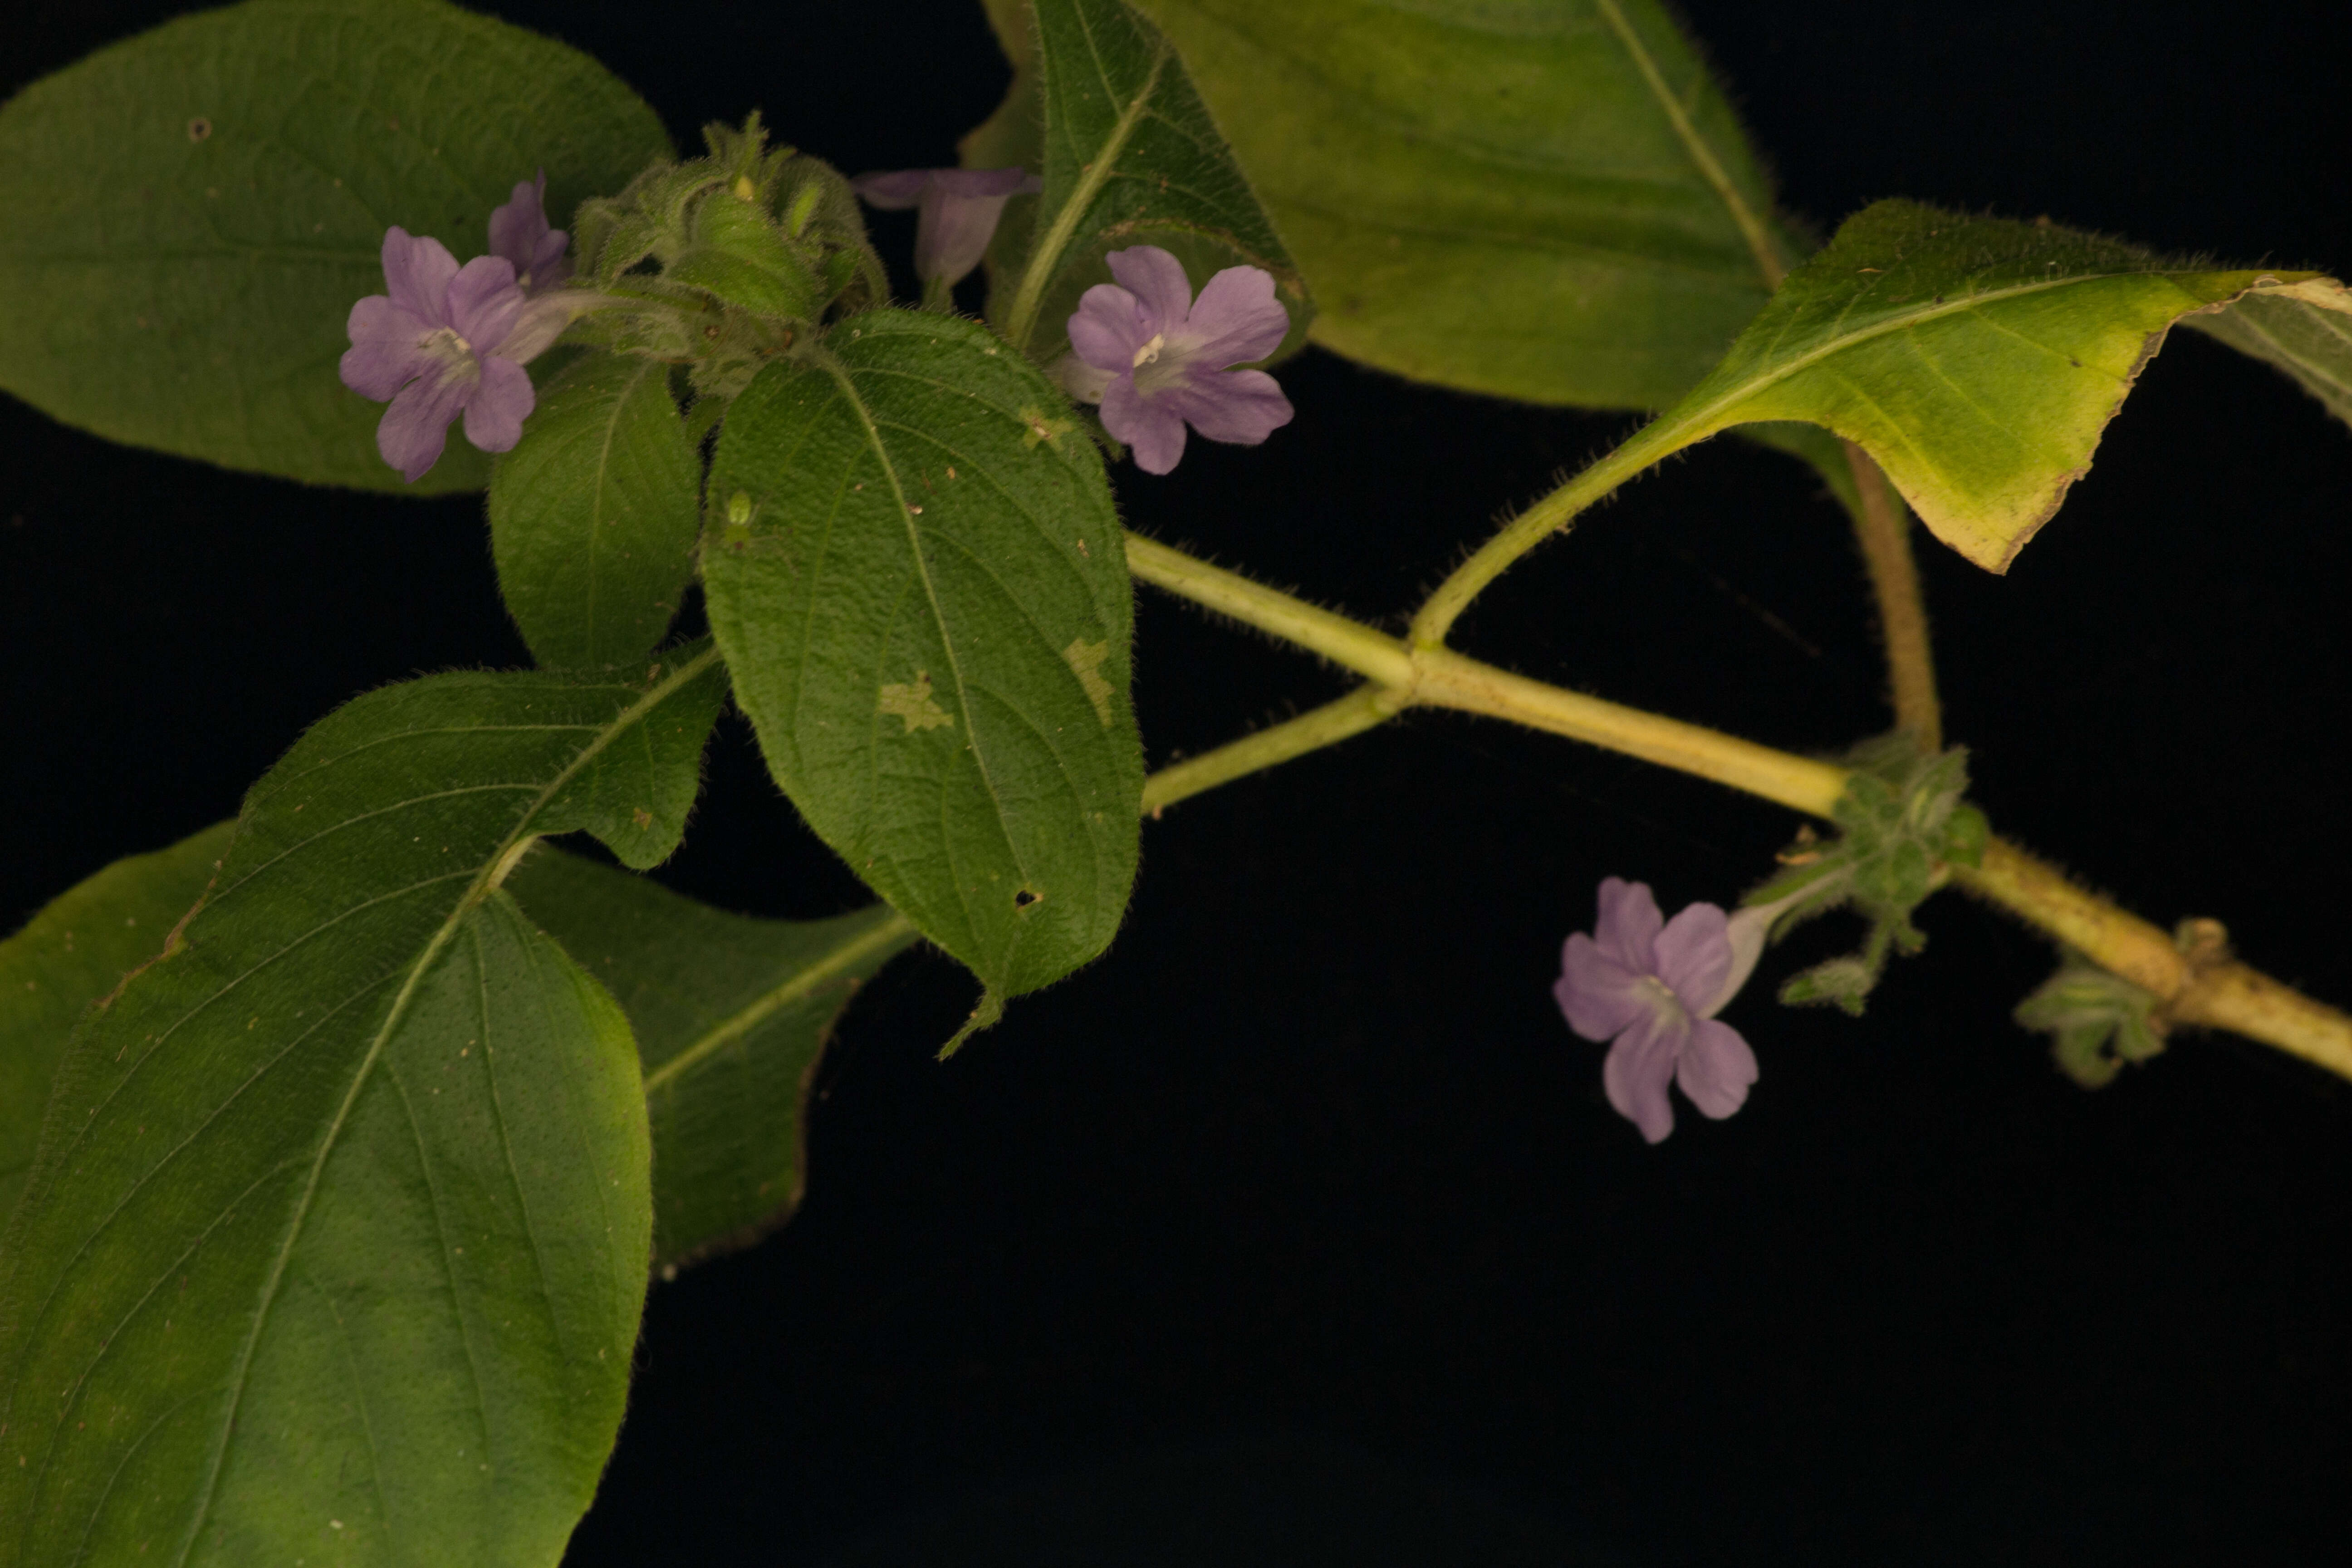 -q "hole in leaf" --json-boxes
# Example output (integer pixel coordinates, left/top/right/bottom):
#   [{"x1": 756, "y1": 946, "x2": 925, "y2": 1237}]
[
  {"x1": 1014, "y1": 888, "x2": 1040, "y2": 909},
  {"x1": 187, "y1": 118, "x2": 211, "y2": 142}
]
